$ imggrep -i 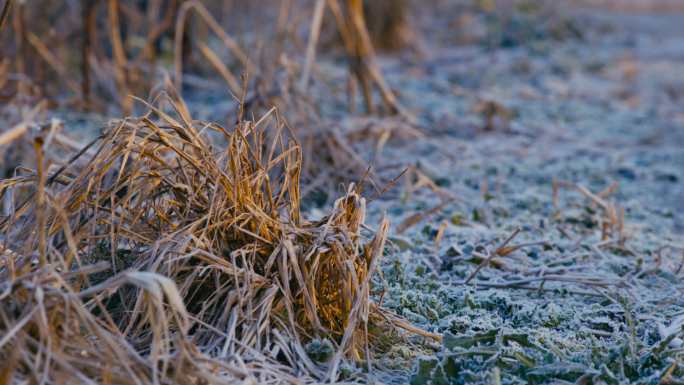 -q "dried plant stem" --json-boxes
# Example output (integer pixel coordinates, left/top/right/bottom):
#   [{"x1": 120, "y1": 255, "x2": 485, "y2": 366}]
[
  {"x1": 174, "y1": 0, "x2": 255, "y2": 93},
  {"x1": 327, "y1": 0, "x2": 408, "y2": 117},
  {"x1": 299, "y1": 0, "x2": 326, "y2": 91},
  {"x1": 33, "y1": 137, "x2": 46, "y2": 267},
  {"x1": 137, "y1": 0, "x2": 177, "y2": 62},
  {"x1": 0, "y1": 0, "x2": 12, "y2": 33},
  {"x1": 108, "y1": 0, "x2": 132, "y2": 114},
  {"x1": 27, "y1": 33, "x2": 81, "y2": 96},
  {"x1": 81, "y1": 0, "x2": 96, "y2": 108},
  {"x1": 12, "y1": 0, "x2": 28, "y2": 95},
  {"x1": 0, "y1": 101, "x2": 43, "y2": 146},
  {"x1": 198, "y1": 41, "x2": 242, "y2": 96},
  {"x1": 464, "y1": 227, "x2": 521, "y2": 285}
]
